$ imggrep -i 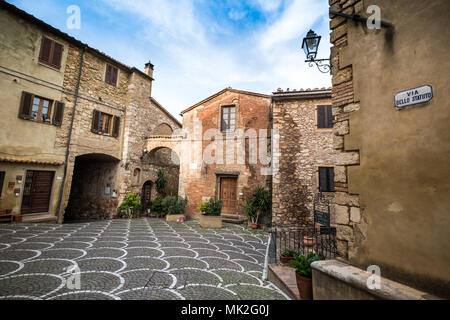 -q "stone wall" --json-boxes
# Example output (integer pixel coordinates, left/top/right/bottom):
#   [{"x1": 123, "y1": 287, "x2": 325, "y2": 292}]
[{"x1": 272, "y1": 89, "x2": 334, "y2": 229}]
